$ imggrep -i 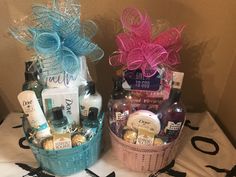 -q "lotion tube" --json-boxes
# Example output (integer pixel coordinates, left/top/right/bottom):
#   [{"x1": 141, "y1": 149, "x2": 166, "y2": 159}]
[{"x1": 18, "y1": 90, "x2": 51, "y2": 139}]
